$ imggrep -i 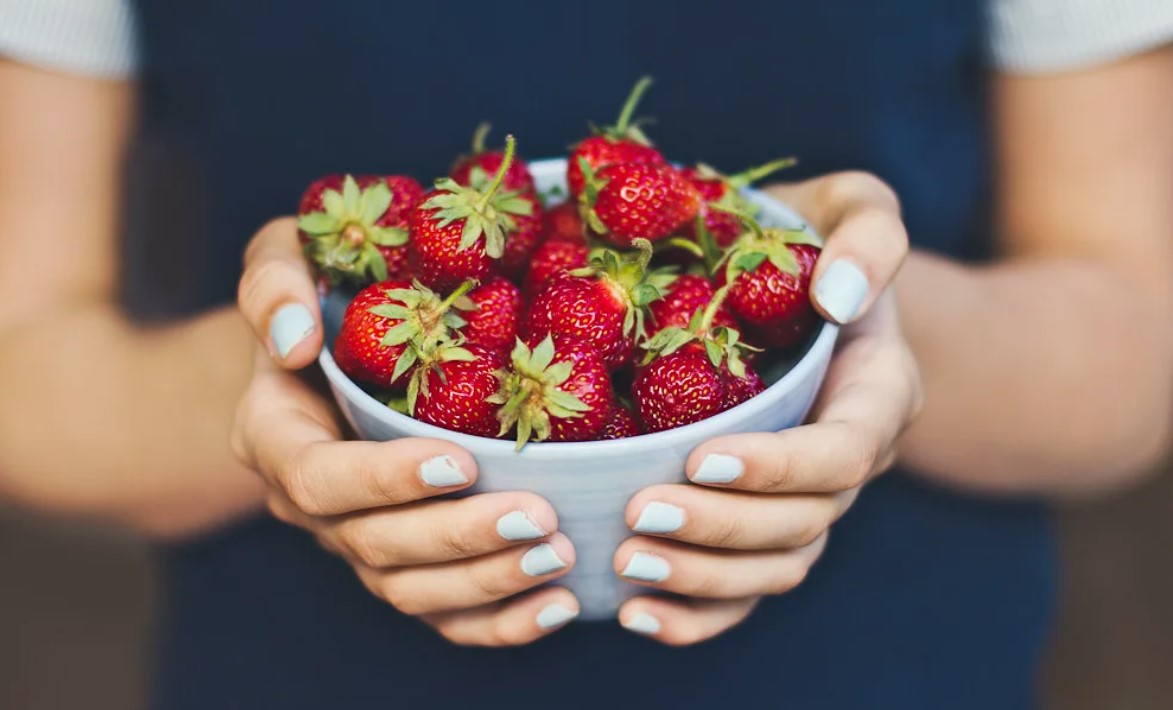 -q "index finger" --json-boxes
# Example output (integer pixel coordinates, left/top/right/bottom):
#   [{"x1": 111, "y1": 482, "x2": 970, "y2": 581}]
[
  {"x1": 235, "y1": 368, "x2": 478, "y2": 515},
  {"x1": 765, "y1": 172, "x2": 908, "y2": 325},
  {"x1": 237, "y1": 216, "x2": 324, "y2": 368}
]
